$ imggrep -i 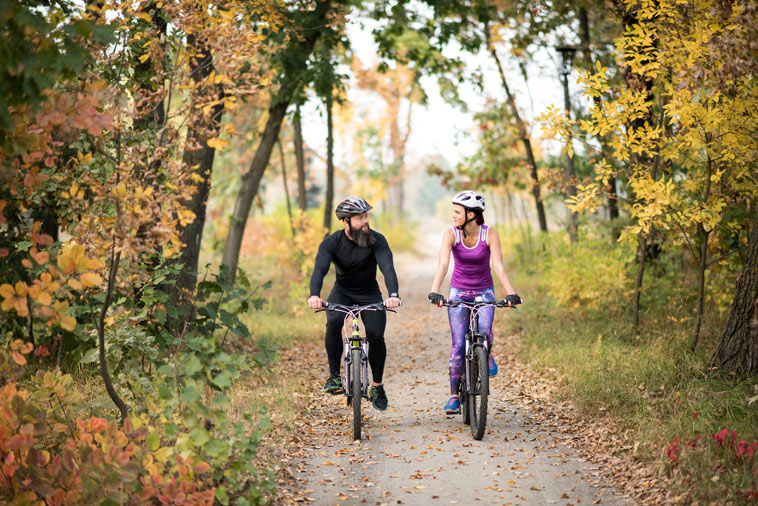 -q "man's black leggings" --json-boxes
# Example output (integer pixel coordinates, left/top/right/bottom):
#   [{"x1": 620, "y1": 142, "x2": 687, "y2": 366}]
[{"x1": 325, "y1": 286, "x2": 387, "y2": 384}]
